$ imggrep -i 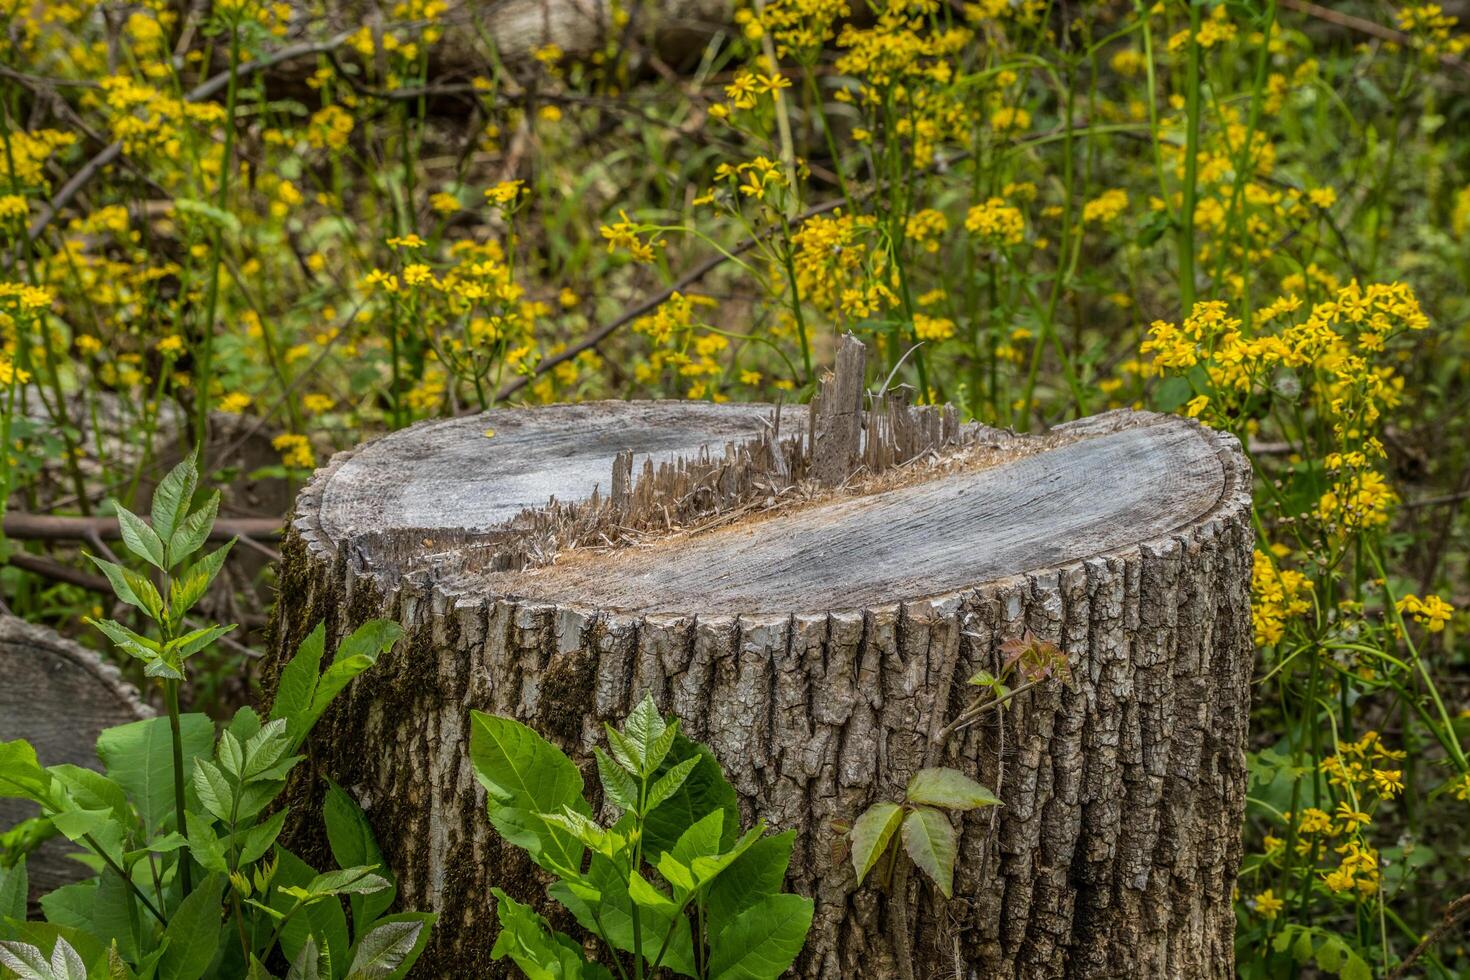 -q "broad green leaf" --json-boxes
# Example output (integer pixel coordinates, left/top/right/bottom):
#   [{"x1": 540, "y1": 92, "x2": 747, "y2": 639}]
[
  {"x1": 39, "y1": 881, "x2": 94, "y2": 930},
  {"x1": 550, "y1": 851, "x2": 696, "y2": 975},
  {"x1": 490, "y1": 889, "x2": 612, "y2": 980},
  {"x1": 689, "y1": 826, "x2": 764, "y2": 885},
  {"x1": 324, "y1": 780, "x2": 395, "y2": 927},
  {"x1": 0, "y1": 939, "x2": 50, "y2": 980},
  {"x1": 115, "y1": 506, "x2": 166, "y2": 569},
  {"x1": 626, "y1": 870, "x2": 678, "y2": 912},
  {"x1": 642, "y1": 737, "x2": 739, "y2": 858},
  {"x1": 92, "y1": 868, "x2": 142, "y2": 962},
  {"x1": 159, "y1": 873, "x2": 225, "y2": 980},
  {"x1": 166, "y1": 491, "x2": 219, "y2": 567},
  {"x1": 97, "y1": 716, "x2": 213, "y2": 833},
  {"x1": 607, "y1": 694, "x2": 677, "y2": 777},
  {"x1": 0, "y1": 740, "x2": 53, "y2": 805},
  {"x1": 241, "y1": 719, "x2": 291, "y2": 781},
  {"x1": 47, "y1": 765, "x2": 130, "y2": 823},
  {"x1": 49, "y1": 806, "x2": 113, "y2": 842},
  {"x1": 151, "y1": 453, "x2": 198, "y2": 548},
  {"x1": 218, "y1": 732, "x2": 245, "y2": 778},
  {"x1": 594, "y1": 748, "x2": 638, "y2": 812},
  {"x1": 707, "y1": 893, "x2": 813, "y2": 980},
  {"x1": 706, "y1": 832, "x2": 794, "y2": 928},
  {"x1": 849, "y1": 802, "x2": 903, "y2": 886},
  {"x1": 901, "y1": 806, "x2": 957, "y2": 898},
  {"x1": 669, "y1": 809, "x2": 724, "y2": 870},
  {"x1": 1340, "y1": 950, "x2": 1373, "y2": 980},
  {"x1": 468, "y1": 711, "x2": 589, "y2": 873},
  {"x1": 343, "y1": 918, "x2": 423, "y2": 979},
  {"x1": 904, "y1": 768, "x2": 1001, "y2": 811}
]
